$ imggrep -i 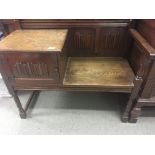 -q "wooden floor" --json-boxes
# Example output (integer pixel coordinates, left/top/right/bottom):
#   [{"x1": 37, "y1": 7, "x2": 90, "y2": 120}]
[{"x1": 63, "y1": 57, "x2": 135, "y2": 90}]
